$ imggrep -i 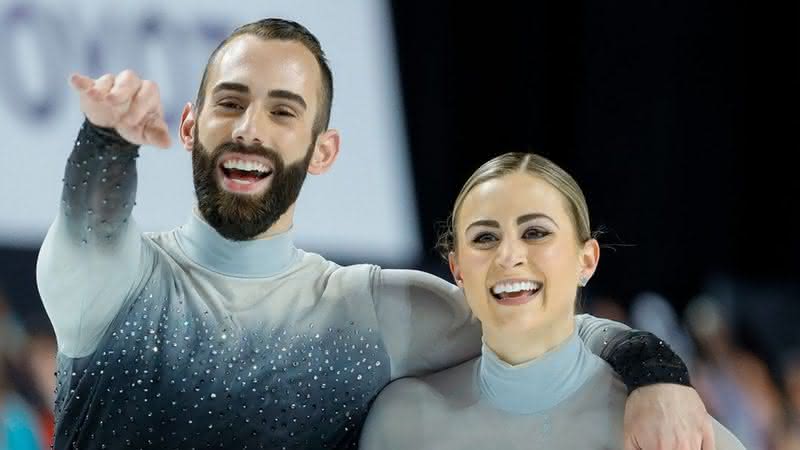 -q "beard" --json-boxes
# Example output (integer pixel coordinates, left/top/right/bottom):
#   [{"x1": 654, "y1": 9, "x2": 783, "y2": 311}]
[{"x1": 191, "y1": 137, "x2": 314, "y2": 241}]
